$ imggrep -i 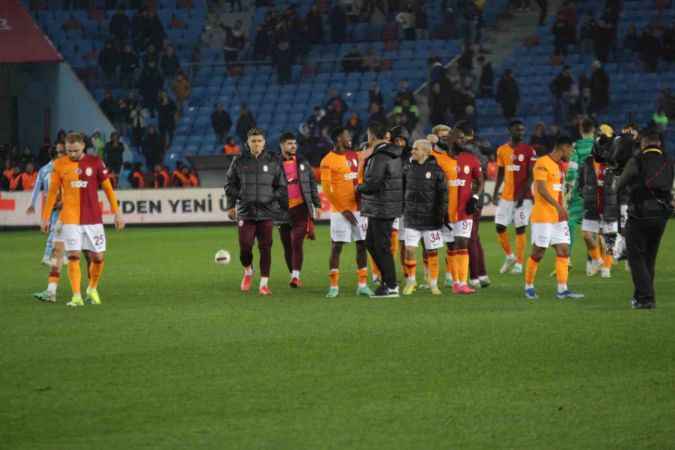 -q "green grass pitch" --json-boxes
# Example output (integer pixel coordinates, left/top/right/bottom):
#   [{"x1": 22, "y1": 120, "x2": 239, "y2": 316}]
[{"x1": 1, "y1": 222, "x2": 674, "y2": 450}]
